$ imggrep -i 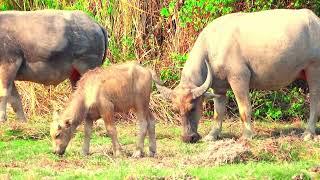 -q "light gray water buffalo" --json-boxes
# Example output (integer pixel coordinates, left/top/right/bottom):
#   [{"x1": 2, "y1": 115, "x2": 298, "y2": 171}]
[
  {"x1": 50, "y1": 62, "x2": 159, "y2": 158},
  {"x1": 156, "y1": 9, "x2": 320, "y2": 143},
  {"x1": 0, "y1": 10, "x2": 108, "y2": 122}
]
